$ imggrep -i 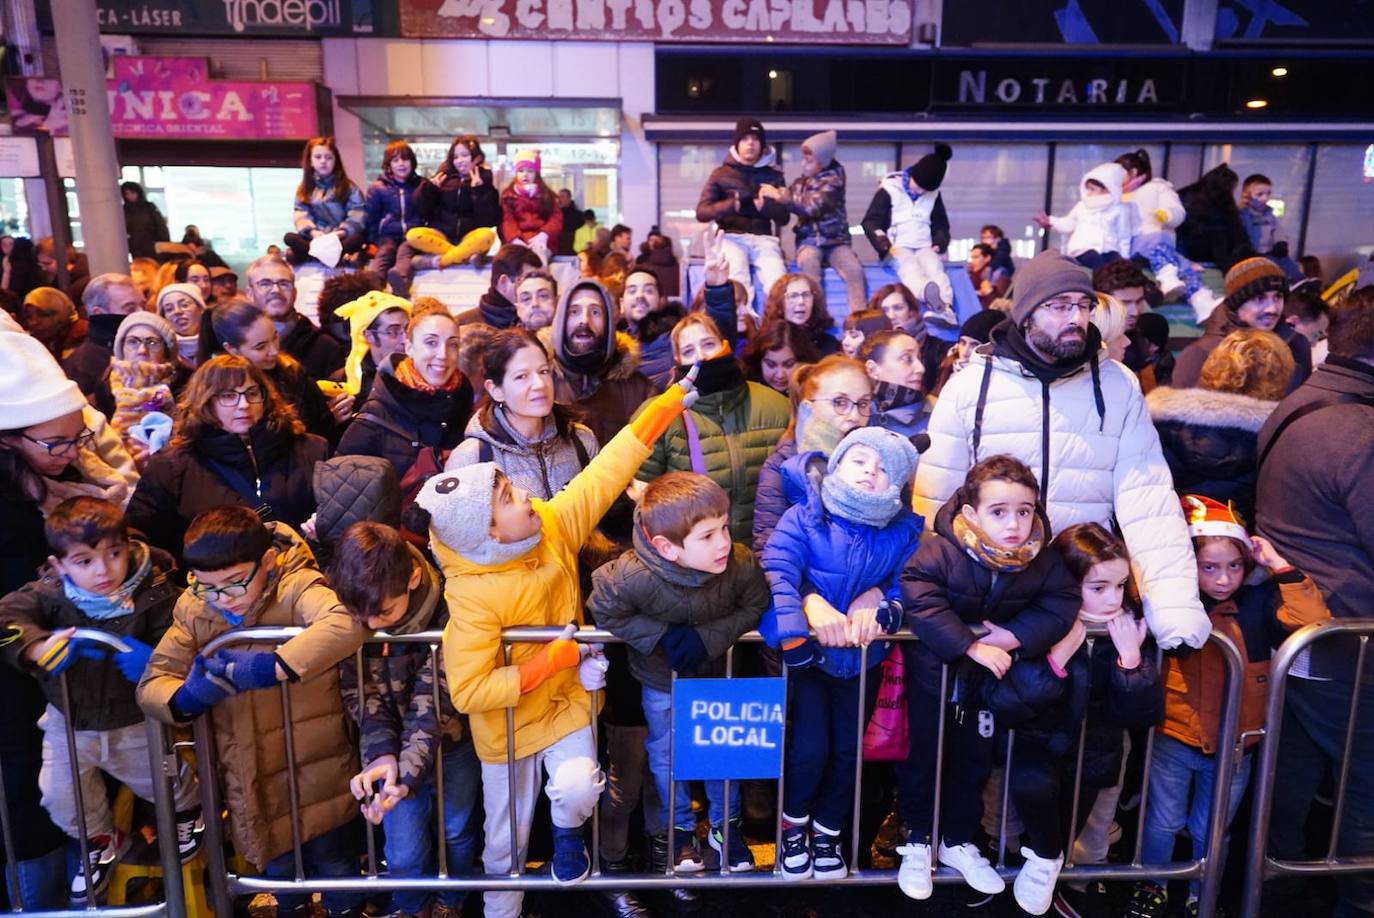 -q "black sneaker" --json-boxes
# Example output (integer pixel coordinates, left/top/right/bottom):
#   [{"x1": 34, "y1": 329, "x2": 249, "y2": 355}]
[
  {"x1": 708, "y1": 822, "x2": 754, "y2": 873},
  {"x1": 810, "y1": 830, "x2": 846, "y2": 879},
  {"x1": 1122, "y1": 881, "x2": 1168, "y2": 918},
  {"x1": 175, "y1": 807, "x2": 205, "y2": 863},
  {"x1": 674, "y1": 830, "x2": 705, "y2": 874},
  {"x1": 780, "y1": 824, "x2": 811, "y2": 881},
  {"x1": 70, "y1": 830, "x2": 129, "y2": 902}
]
